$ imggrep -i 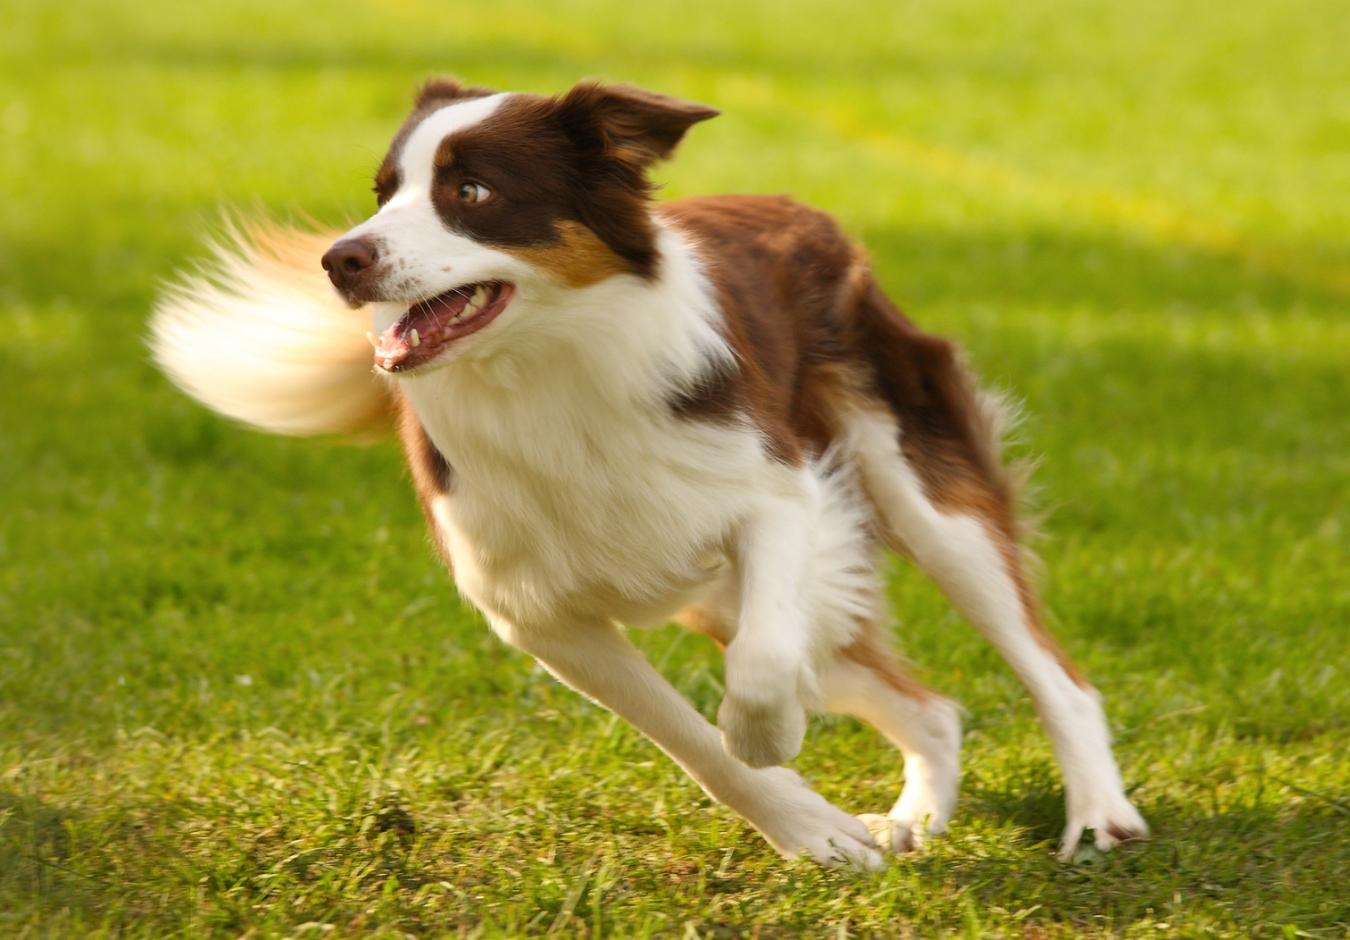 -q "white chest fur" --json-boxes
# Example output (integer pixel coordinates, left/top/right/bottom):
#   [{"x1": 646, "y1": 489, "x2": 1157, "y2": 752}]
[
  {"x1": 396, "y1": 232, "x2": 783, "y2": 630},
  {"x1": 416, "y1": 379, "x2": 766, "y2": 628}
]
